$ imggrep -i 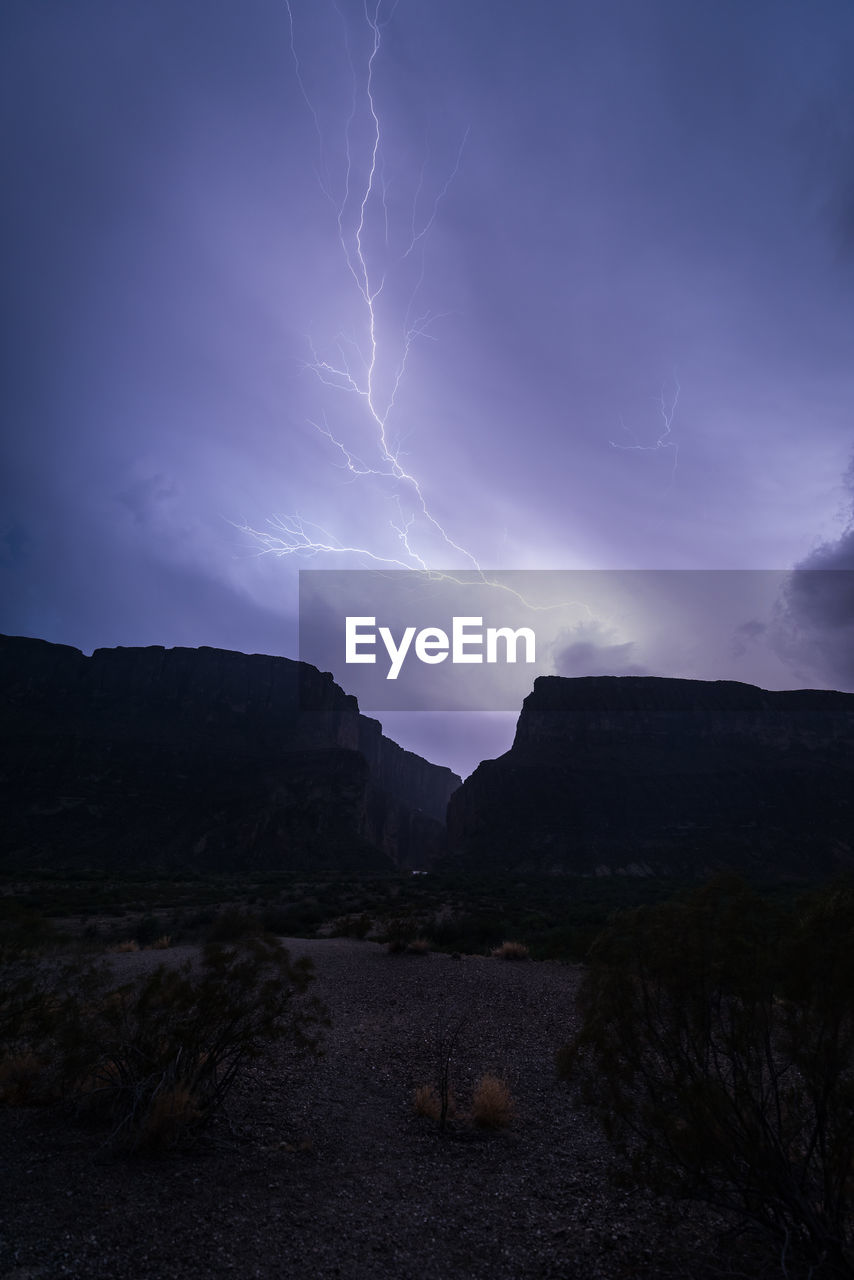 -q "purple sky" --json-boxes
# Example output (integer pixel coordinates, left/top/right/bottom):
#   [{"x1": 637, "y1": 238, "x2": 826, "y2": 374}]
[{"x1": 2, "y1": 0, "x2": 854, "y2": 778}]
